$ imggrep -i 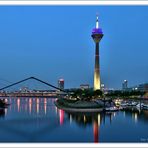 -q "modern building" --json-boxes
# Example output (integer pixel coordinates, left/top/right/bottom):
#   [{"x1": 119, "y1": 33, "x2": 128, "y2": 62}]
[
  {"x1": 58, "y1": 79, "x2": 64, "y2": 90},
  {"x1": 101, "y1": 83, "x2": 105, "y2": 91},
  {"x1": 91, "y1": 15, "x2": 103, "y2": 90},
  {"x1": 138, "y1": 83, "x2": 148, "y2": 92},
  {"x1": 130, "y1": 83, "x2": 148, "y2": 92},
  {"x1": 122, "y1": 80, "x2": 128, "y2": 91},
  {"x1": 20, "y1": 87, "x2": 29, "y2": 92},
  {"x1": 80, "y1": 84, "x2": 89, "y2": 90}
]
